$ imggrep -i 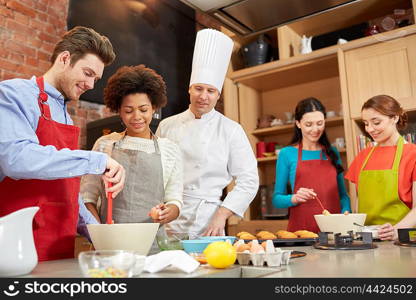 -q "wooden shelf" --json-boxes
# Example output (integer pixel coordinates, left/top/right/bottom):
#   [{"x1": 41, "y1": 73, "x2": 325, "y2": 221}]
[
  {"x1": 231, "y1": 48, "x2": 339, "y2": 91},
  {"x1": 289, "y1": 0, "x2": 412, "y2": 37},
  {"x1": 252, "y1": 116, "x2": 344, "y2": 136},
  {"x1": 257, "y1": 156, "x2": 277, "y2": 163},
  {"x1": 230, "y1": 25, "x2": 416, "y2": 91}
]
